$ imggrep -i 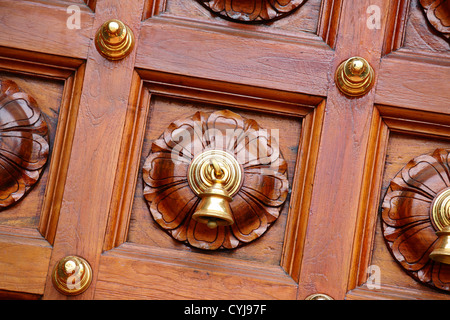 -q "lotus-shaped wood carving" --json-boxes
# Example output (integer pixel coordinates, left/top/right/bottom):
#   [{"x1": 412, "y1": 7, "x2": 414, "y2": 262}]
[
  {"x1": 381, "y1": 149, "x2": 450, "y2": 291},
  {"x1": 196, "y1": 0, "x2": 307, "y2": 23},
  {"x1": 142, "y1": 110, "x2": 289, "y2": 250},
  {"x1": 0, "y1": 80, "x2": 49, "y2": 210}
]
